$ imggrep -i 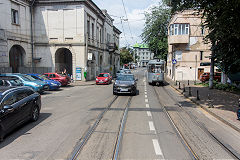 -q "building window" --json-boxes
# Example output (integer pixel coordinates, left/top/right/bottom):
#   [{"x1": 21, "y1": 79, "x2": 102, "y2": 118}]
[
  {"x1": 170, "y1": 24, "x2": 189, "y2": 35},
  {"x1": 96, "y1": 26, "x2": 99, "y2": 42},
  {"x1": 201, "y1": 26, "x2": 205, "y2": 35},
  {"x1": 87, "y1": 20, "x2": 90, "y2": 38},
  {"x1": 92, "y1": 23, "x2": 94, "y2": 40},
  {"x1": 200, "y1": 51, "x2": 203, "y2": 60},
  {"x1": 11, "y1": 9, "x2": 19, "y2": 24},
  {"x1": 175, "y1": 51, "x2": 182, "y2": 61}
]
